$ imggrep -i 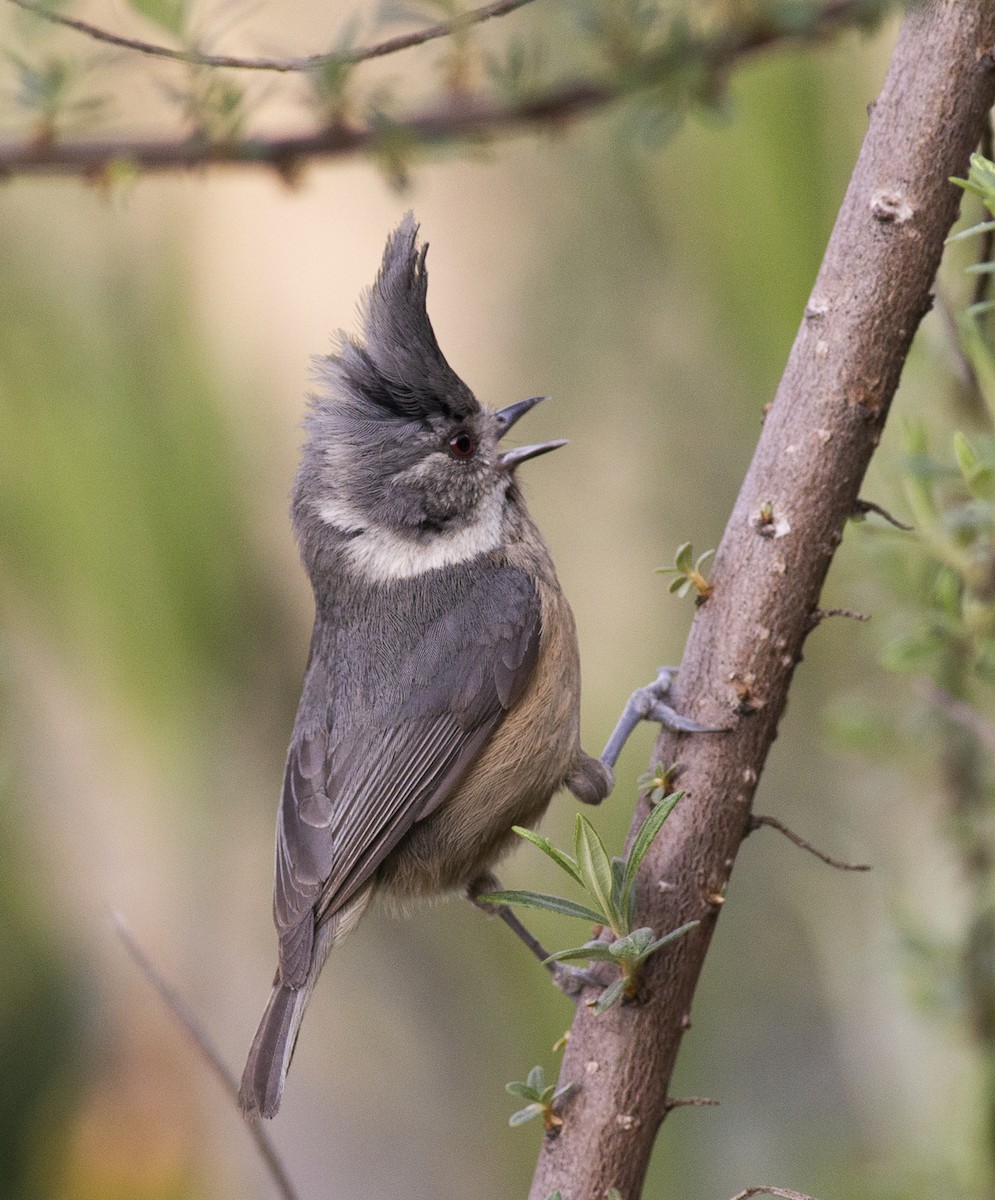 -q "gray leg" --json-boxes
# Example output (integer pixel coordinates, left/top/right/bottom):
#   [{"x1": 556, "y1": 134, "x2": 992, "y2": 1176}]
[
  {"x1": 601, "y1": 667, "x2": 728, "y2": 769},
  {"x1": 467, "y1": 873, "x2": 596, "y2": 996}
]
